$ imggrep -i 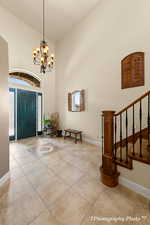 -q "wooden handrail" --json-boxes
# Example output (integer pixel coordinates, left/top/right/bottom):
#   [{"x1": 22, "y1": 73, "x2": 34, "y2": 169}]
[{"x1": 115, "y1": 89, "x2": 150, "y2": 116}]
